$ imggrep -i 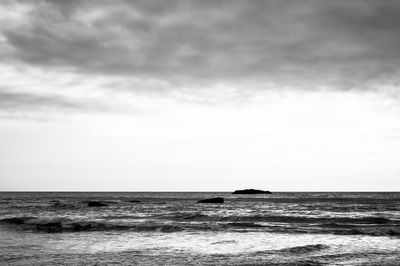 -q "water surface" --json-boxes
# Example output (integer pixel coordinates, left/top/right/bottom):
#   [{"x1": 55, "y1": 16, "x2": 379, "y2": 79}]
[{"x1": 1, "y1": 192, "x2": 400, "y2": 265}]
